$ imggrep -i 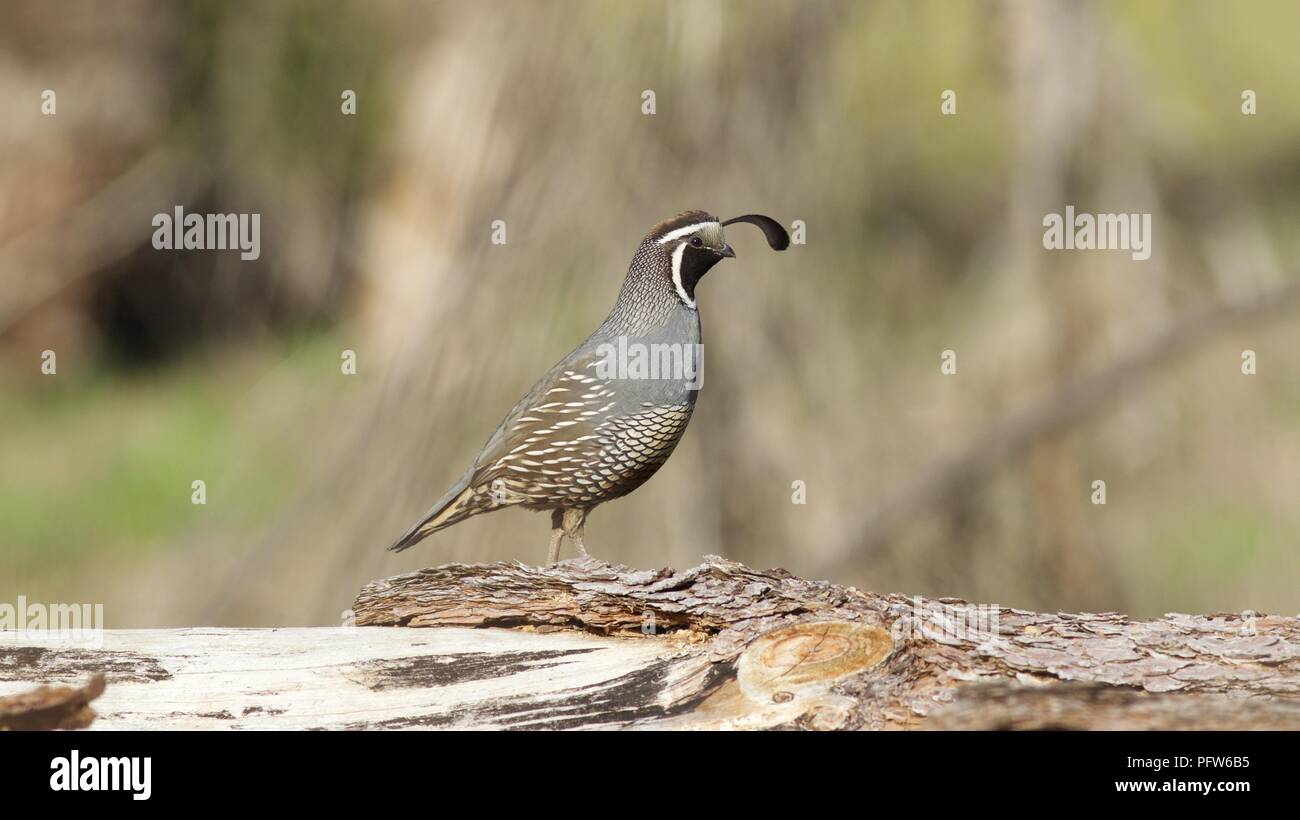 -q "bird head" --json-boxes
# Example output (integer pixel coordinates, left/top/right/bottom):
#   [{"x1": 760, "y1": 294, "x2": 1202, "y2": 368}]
[{"x1": 645, "y1": 210, "x2": 789, "y2": 308}]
